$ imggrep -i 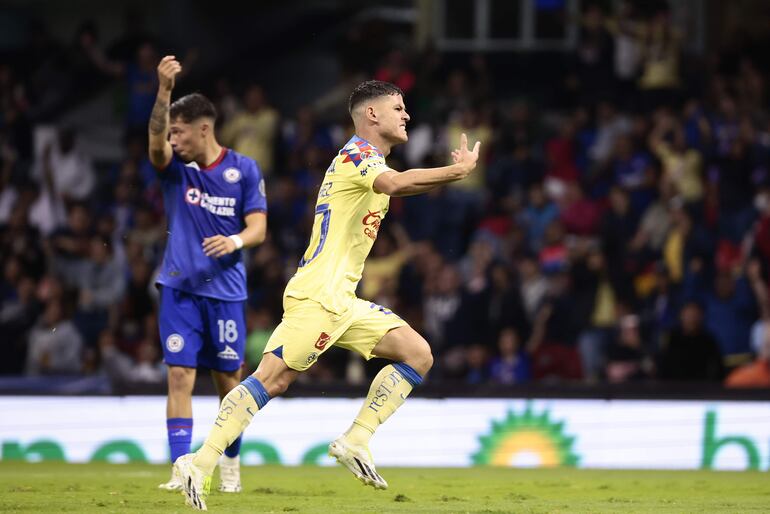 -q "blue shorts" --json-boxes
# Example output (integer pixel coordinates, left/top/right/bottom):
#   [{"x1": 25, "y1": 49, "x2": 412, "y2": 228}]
[{"x1": 159, "y1": 287, "x2": 246, "y2": 372}]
